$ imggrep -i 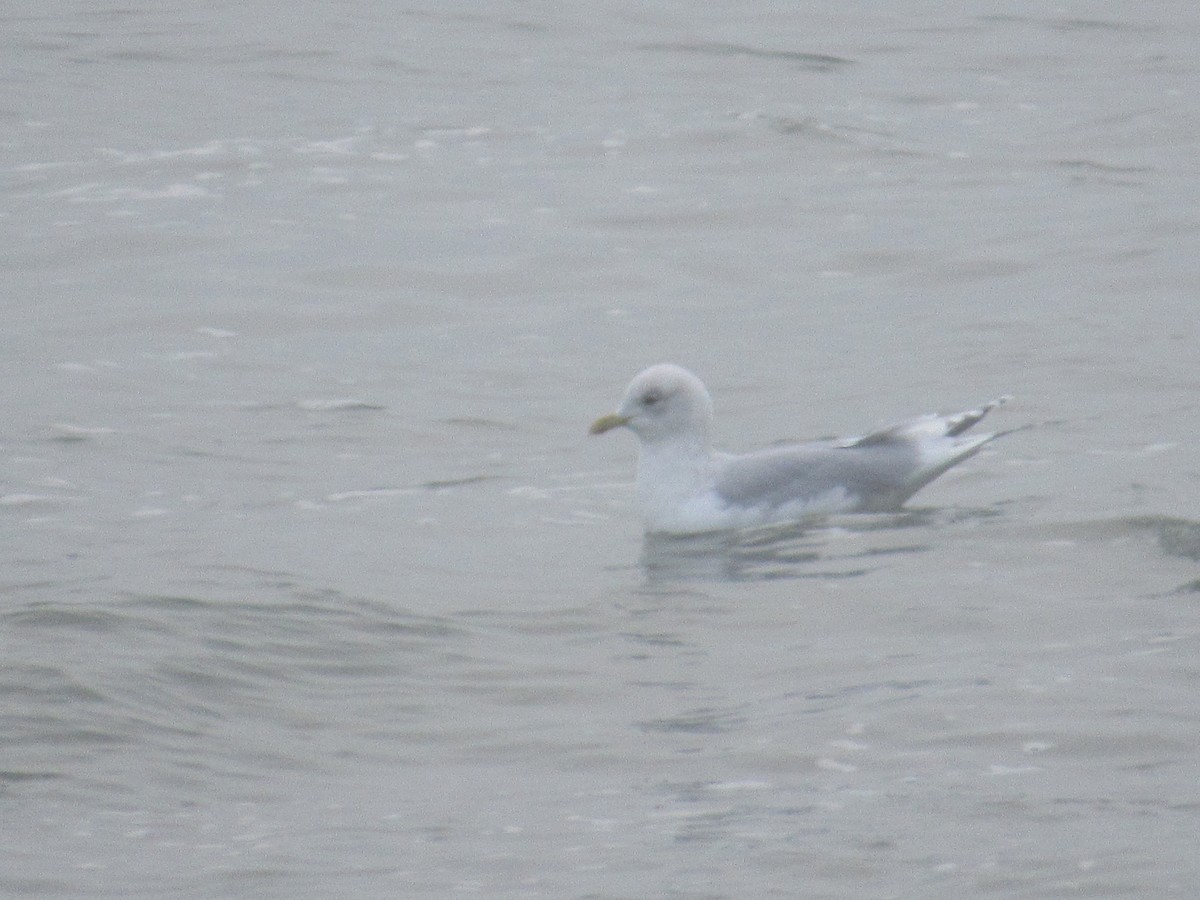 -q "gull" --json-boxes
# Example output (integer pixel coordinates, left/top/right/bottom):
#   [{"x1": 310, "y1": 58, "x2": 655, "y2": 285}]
[{"x1": 590, "y1": 363, "x2": 1009, "y2": 534}]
